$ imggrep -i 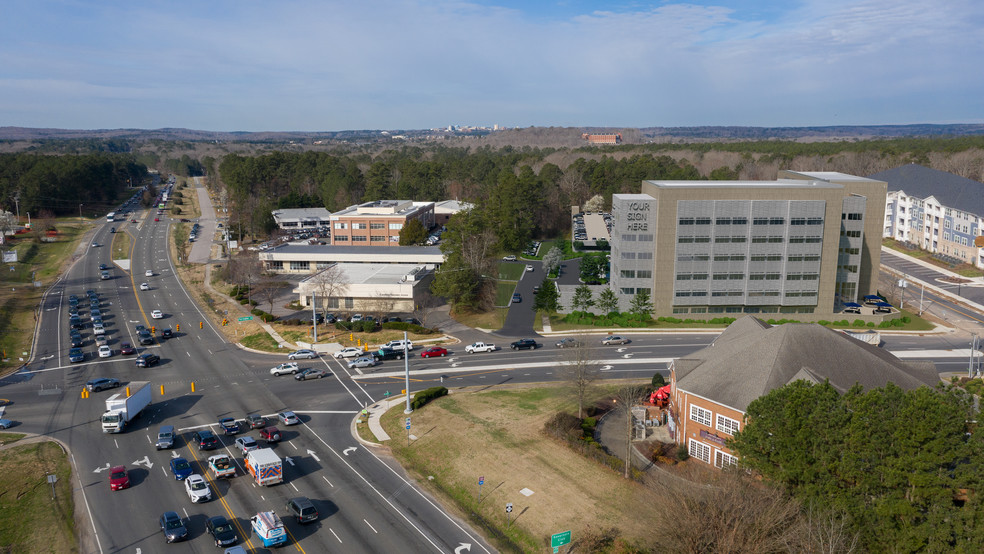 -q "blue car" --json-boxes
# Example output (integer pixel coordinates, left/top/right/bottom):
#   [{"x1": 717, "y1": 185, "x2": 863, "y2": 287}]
[{"x1": 169, "y1": 457, "x2": 193, "y2": 480}]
